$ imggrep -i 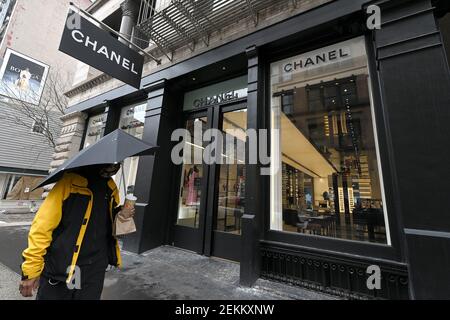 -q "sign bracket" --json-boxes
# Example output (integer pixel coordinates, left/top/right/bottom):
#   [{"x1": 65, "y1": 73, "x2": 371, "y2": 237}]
[{"x1": 69, "y1": 2, "x2": 161, "y2": 65}]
